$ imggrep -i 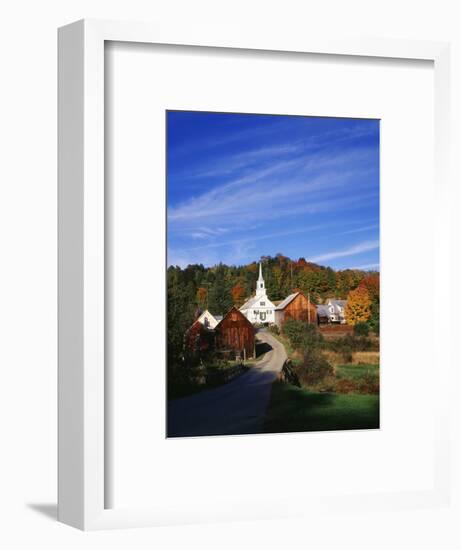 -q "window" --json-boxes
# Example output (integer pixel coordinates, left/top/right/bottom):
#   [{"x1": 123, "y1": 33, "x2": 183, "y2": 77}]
[
  {"x1": 260, "y1": 283, "x2": 263, "y2": 288},
  {"x1": 260, "y1": 312, "x2": 266, "y2": 321},
  {"x1": 260, "y1": 301, "x2": 265, "y2": 306}
]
